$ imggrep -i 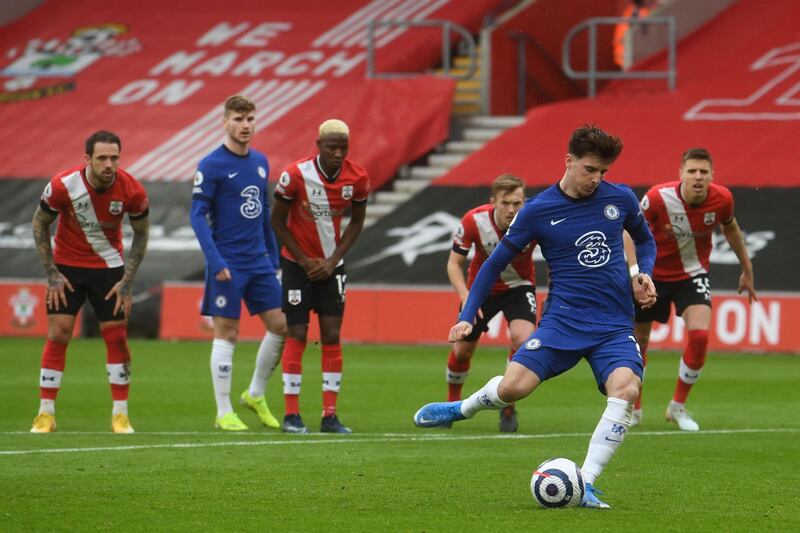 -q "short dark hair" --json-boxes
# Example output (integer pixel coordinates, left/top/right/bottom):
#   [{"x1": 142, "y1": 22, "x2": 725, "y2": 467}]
[
  {"x1": 568, "y1": 124, "x2": 623, "y2": 163},
  {"x1": 491, "y1": 173, "x2": 525, "y2": 197},
  {"x1": 224, "y1": 95, "x2": 256, "y2": 117},
  {"x1": 681, "y1": 147, "x2": 713, "y2": 167},
  {"x1": 85, "y1": 130, "x2": 121, "y2": 156}
]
